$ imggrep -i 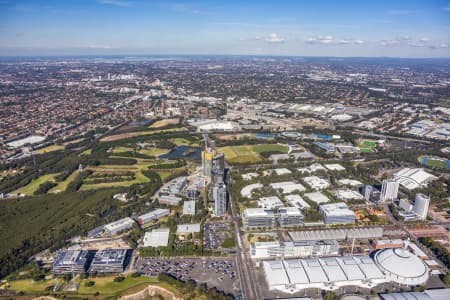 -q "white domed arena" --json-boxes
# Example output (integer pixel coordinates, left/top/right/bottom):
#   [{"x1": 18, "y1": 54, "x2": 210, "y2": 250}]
[{"x1": 374, "y1": 248, "x2": 429, "y2": 286}]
